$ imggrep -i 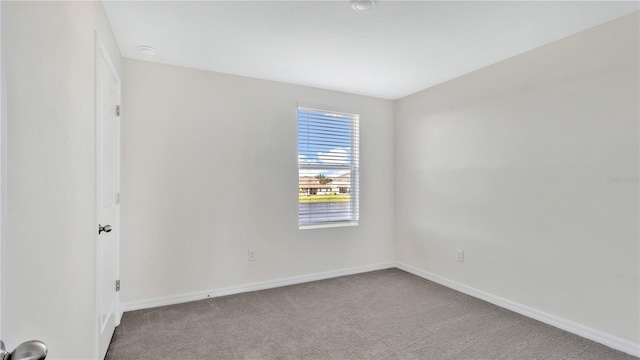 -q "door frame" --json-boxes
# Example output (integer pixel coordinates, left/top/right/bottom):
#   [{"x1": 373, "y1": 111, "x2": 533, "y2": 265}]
[
  {"x1": 0, "y1": 0, "x2": 5, "y2": 341},
  {"x1": 94, "y1": 32, "x2": 121, "y2": 359}
]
